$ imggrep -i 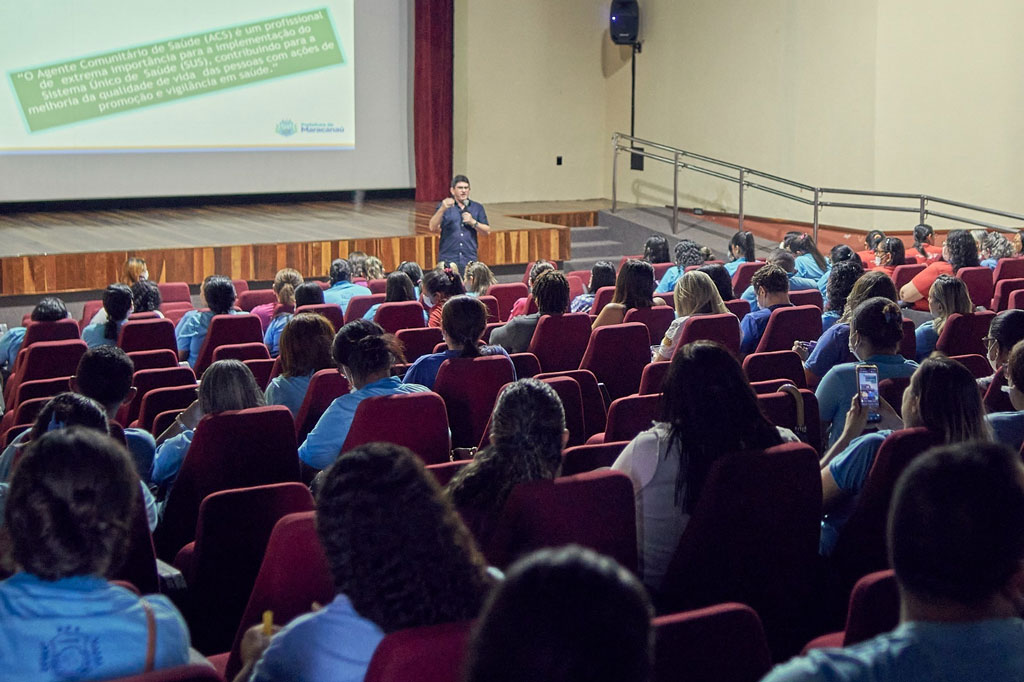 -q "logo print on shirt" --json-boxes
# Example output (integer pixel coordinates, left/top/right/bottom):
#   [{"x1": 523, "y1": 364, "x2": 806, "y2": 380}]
[{"x1": 41, "y1": 627, "x2": 100, "y2": 678}]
